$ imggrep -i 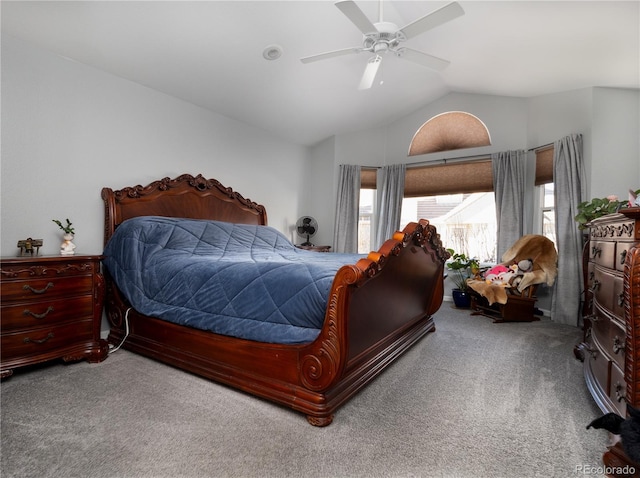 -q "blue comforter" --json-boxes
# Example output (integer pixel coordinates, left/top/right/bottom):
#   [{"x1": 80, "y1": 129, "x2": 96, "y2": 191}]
[{"x1": 102, "y1": 216, "x2": 362, "y2": 345}]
